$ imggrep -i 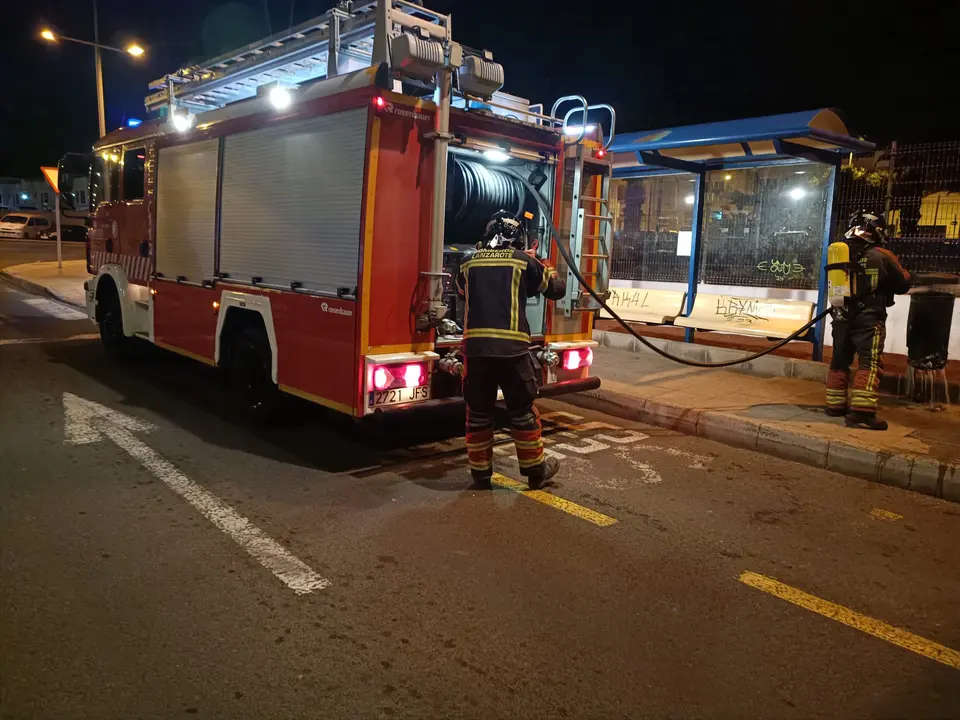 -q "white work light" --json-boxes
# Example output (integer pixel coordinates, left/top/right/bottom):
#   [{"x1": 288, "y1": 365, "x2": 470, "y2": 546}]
[
  {"x1": 269, "y1": 86, "x2": 294, "y2": 110},
  {"x1": 564, "y1": 124, "x2": 596, "y2": 137},
  {"x1": 483, "y1": 149, "x2": 509, "y2": 163},
  {"x1": 789, "y1": 187, "x2": 806, "y2": 200},
  {"x1": 171, "y1": 111, "x2": 195, "y2": 132}
]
